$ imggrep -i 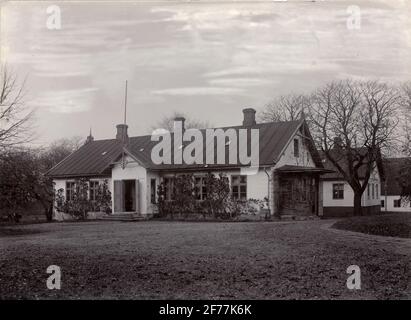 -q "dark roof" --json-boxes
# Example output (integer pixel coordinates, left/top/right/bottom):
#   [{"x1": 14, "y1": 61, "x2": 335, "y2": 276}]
[
  {"x1": 276, "y1": 165, "x2": 334, "y2": 174},
  {"x1": 130, "y1": 121, "x2": 304, "y2": 171},
  {"x1": 320, "y1": 148, "x2": 383, "y2": 180},
  {"x1": 46, "y1": 139, "x2": 123, "y2": 178},
  {"x1": 381, "y1": 158, "x2": 411, "y2": 196},
  {"x1": 47, "y1": 119, "x2": 323, "y2": 177}
]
